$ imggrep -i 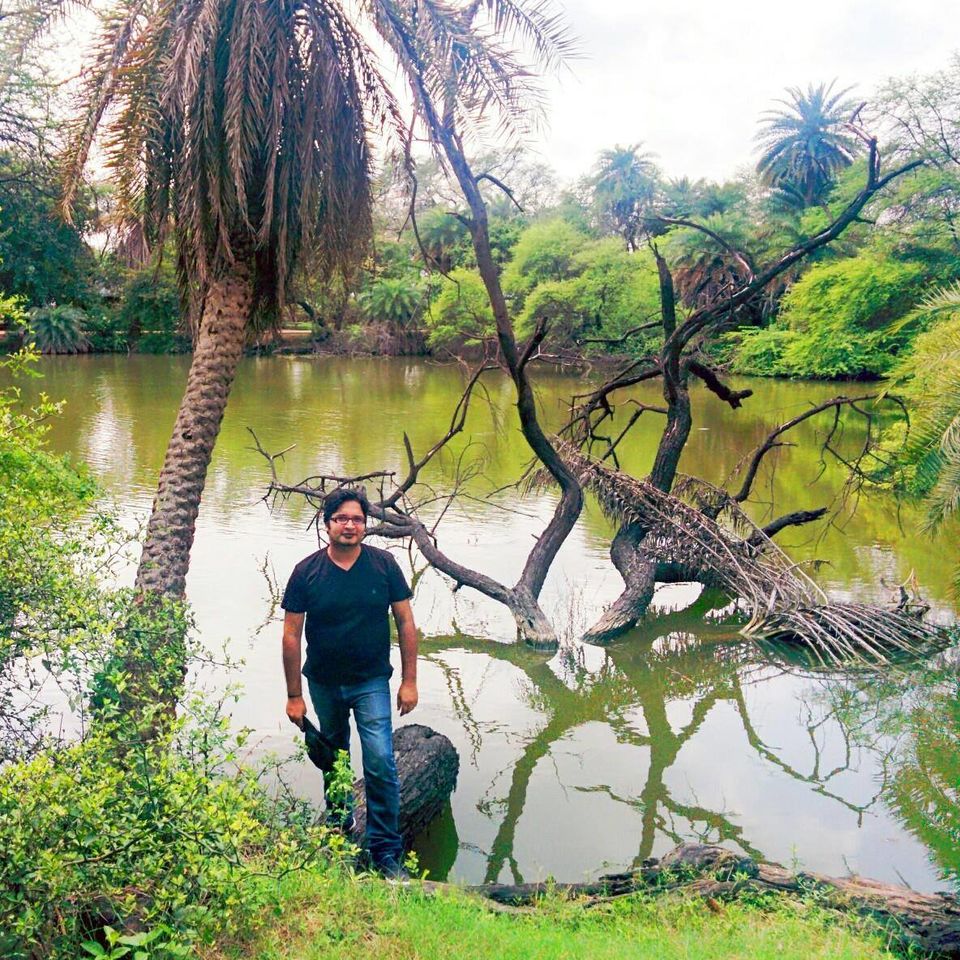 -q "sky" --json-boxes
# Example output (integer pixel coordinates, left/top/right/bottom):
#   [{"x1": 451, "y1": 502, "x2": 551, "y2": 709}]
[{"x1": 531, "y1": 0, "x2": 958, "y2": 184}]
